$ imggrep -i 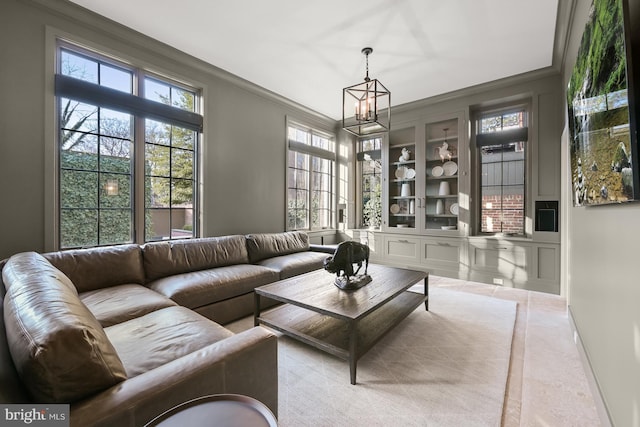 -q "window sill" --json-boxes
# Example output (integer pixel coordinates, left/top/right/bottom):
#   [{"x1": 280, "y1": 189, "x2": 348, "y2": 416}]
[{"x1": 469, "y1": 233, "x2": 531, "y2": 242}]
